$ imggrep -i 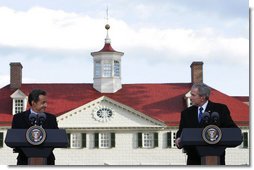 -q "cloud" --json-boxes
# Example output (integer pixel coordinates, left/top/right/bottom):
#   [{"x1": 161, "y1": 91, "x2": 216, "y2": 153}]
[
  {"x1": 0, "y1": 6, "x2": 104, "y2": 50},
  {"x1": 0, "y1": 6, "x2": 248, "y2": 66},
  {"x1": 111, "y1": 25, "x2": 248, "y2": 65},
  {"x1": 0, "y1": 4, "x2": 249, "y2": 95}
]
